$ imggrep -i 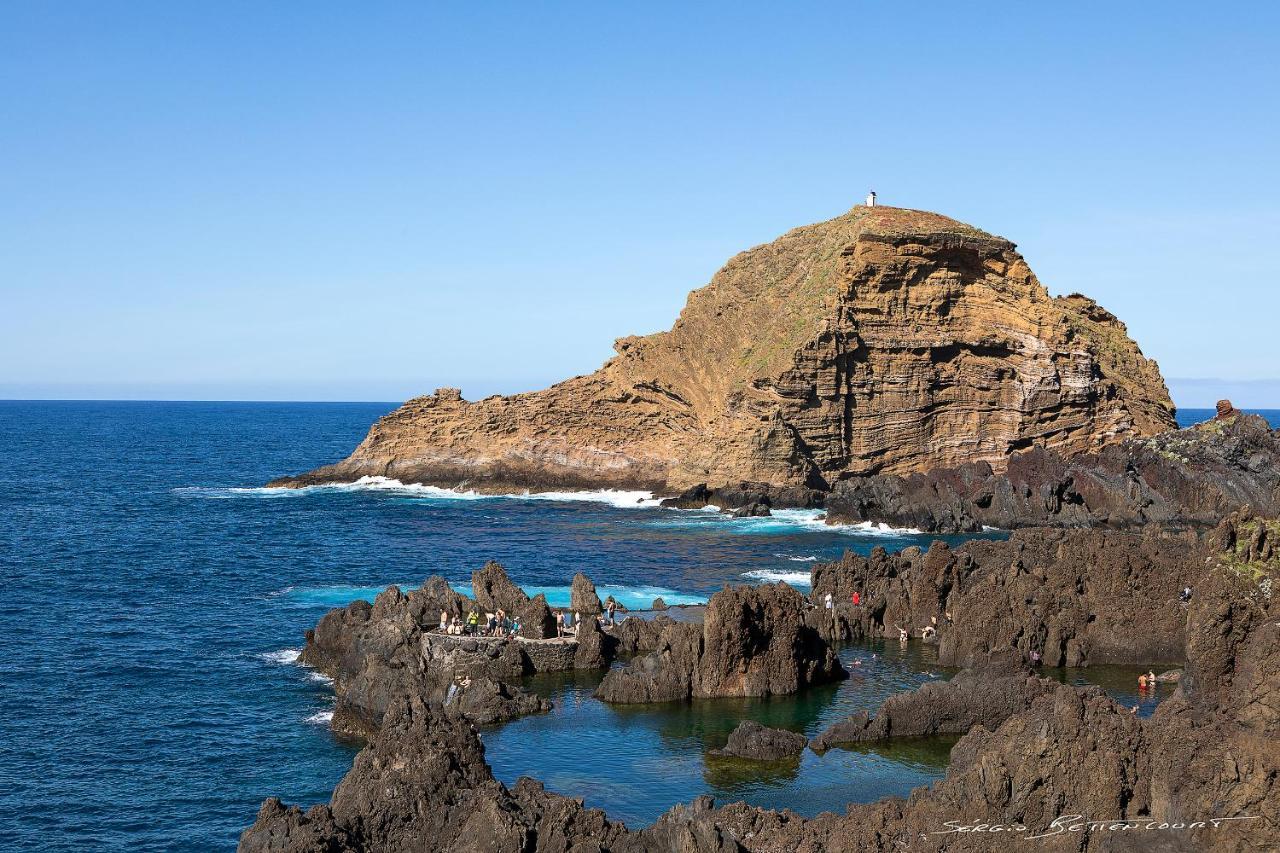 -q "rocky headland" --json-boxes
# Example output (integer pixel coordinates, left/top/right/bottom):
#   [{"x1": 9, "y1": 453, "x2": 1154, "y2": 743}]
[
  {"x1": 271, "y1": 205, "x2": 1173, "y2": 496},
  {"x1": 242, "y1": 513, "x2": 1279, "y2": 851}
]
